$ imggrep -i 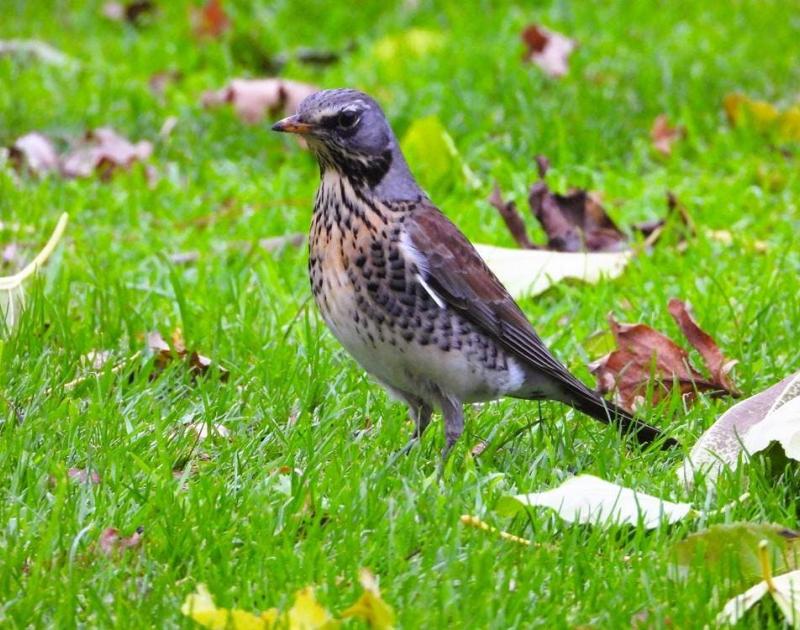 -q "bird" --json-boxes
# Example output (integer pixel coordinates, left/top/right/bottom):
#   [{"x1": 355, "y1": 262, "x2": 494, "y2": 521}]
[{"x1": 272, "y1": 88, "x2": 676, "y2": 459}]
